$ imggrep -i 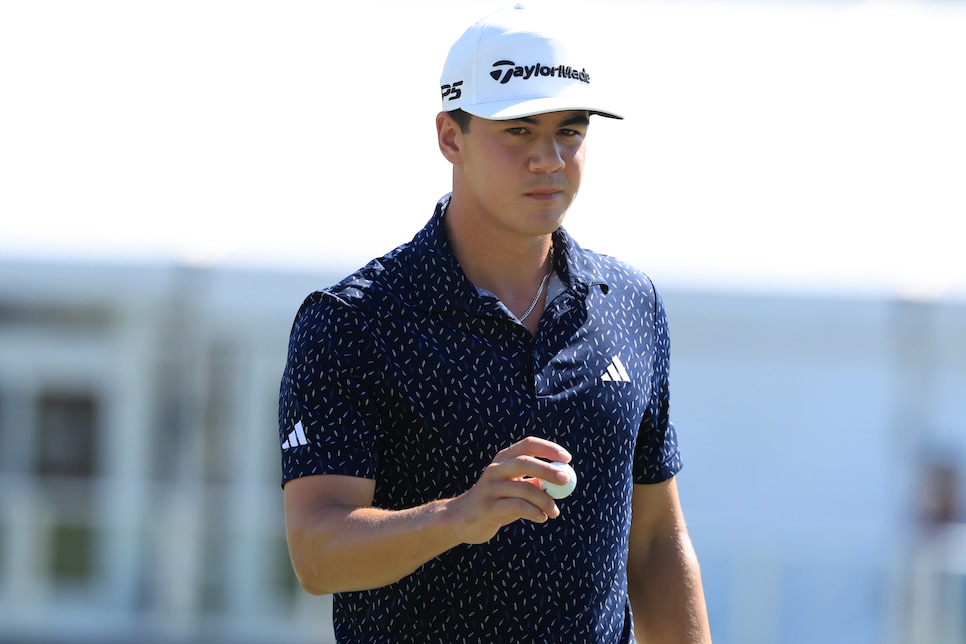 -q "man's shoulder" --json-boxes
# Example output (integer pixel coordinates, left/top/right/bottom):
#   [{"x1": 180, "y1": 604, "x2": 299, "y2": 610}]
[
  {"x1": 292, "y1": 221, "x2": 454, "y2": 331},
  {"x1": 310, "y1": 196, "x2": 453, "y2": 310},
  {"x1": 285, "y1": 247, "x2": 419, "y2": 356},
  {"x1": 296, "y1": 243, "x2": 415, "y2": 317}
]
